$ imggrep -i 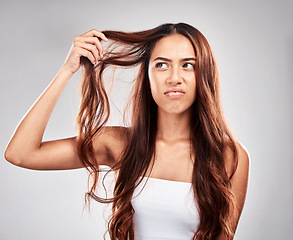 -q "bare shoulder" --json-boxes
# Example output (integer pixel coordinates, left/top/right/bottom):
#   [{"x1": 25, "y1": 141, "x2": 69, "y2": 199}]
[
  {"x1": 234, "y1": 141, "x2": 250, "y2": 177},
  {"x1": 222, "y1": 140, "x2": 250, "y2": 231},
  {"x1": 92, "y1": 126, "x2": 130, "y2": 167},
  {"x1": 237, "y1": 142, "x2": 250, "y2": 166},
  {"x1": 224, "y1": 139, "x2": 250, "y2": 179}
]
